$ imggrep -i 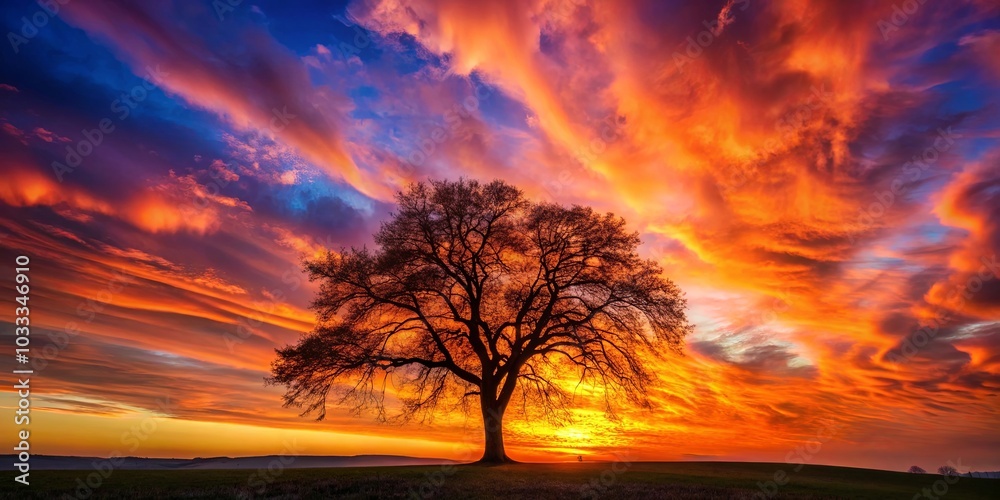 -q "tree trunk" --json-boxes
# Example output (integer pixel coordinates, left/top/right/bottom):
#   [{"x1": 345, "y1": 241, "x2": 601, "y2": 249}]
[{"x1": 478, "y1": 401, "x2": 512, "y2": 463}]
